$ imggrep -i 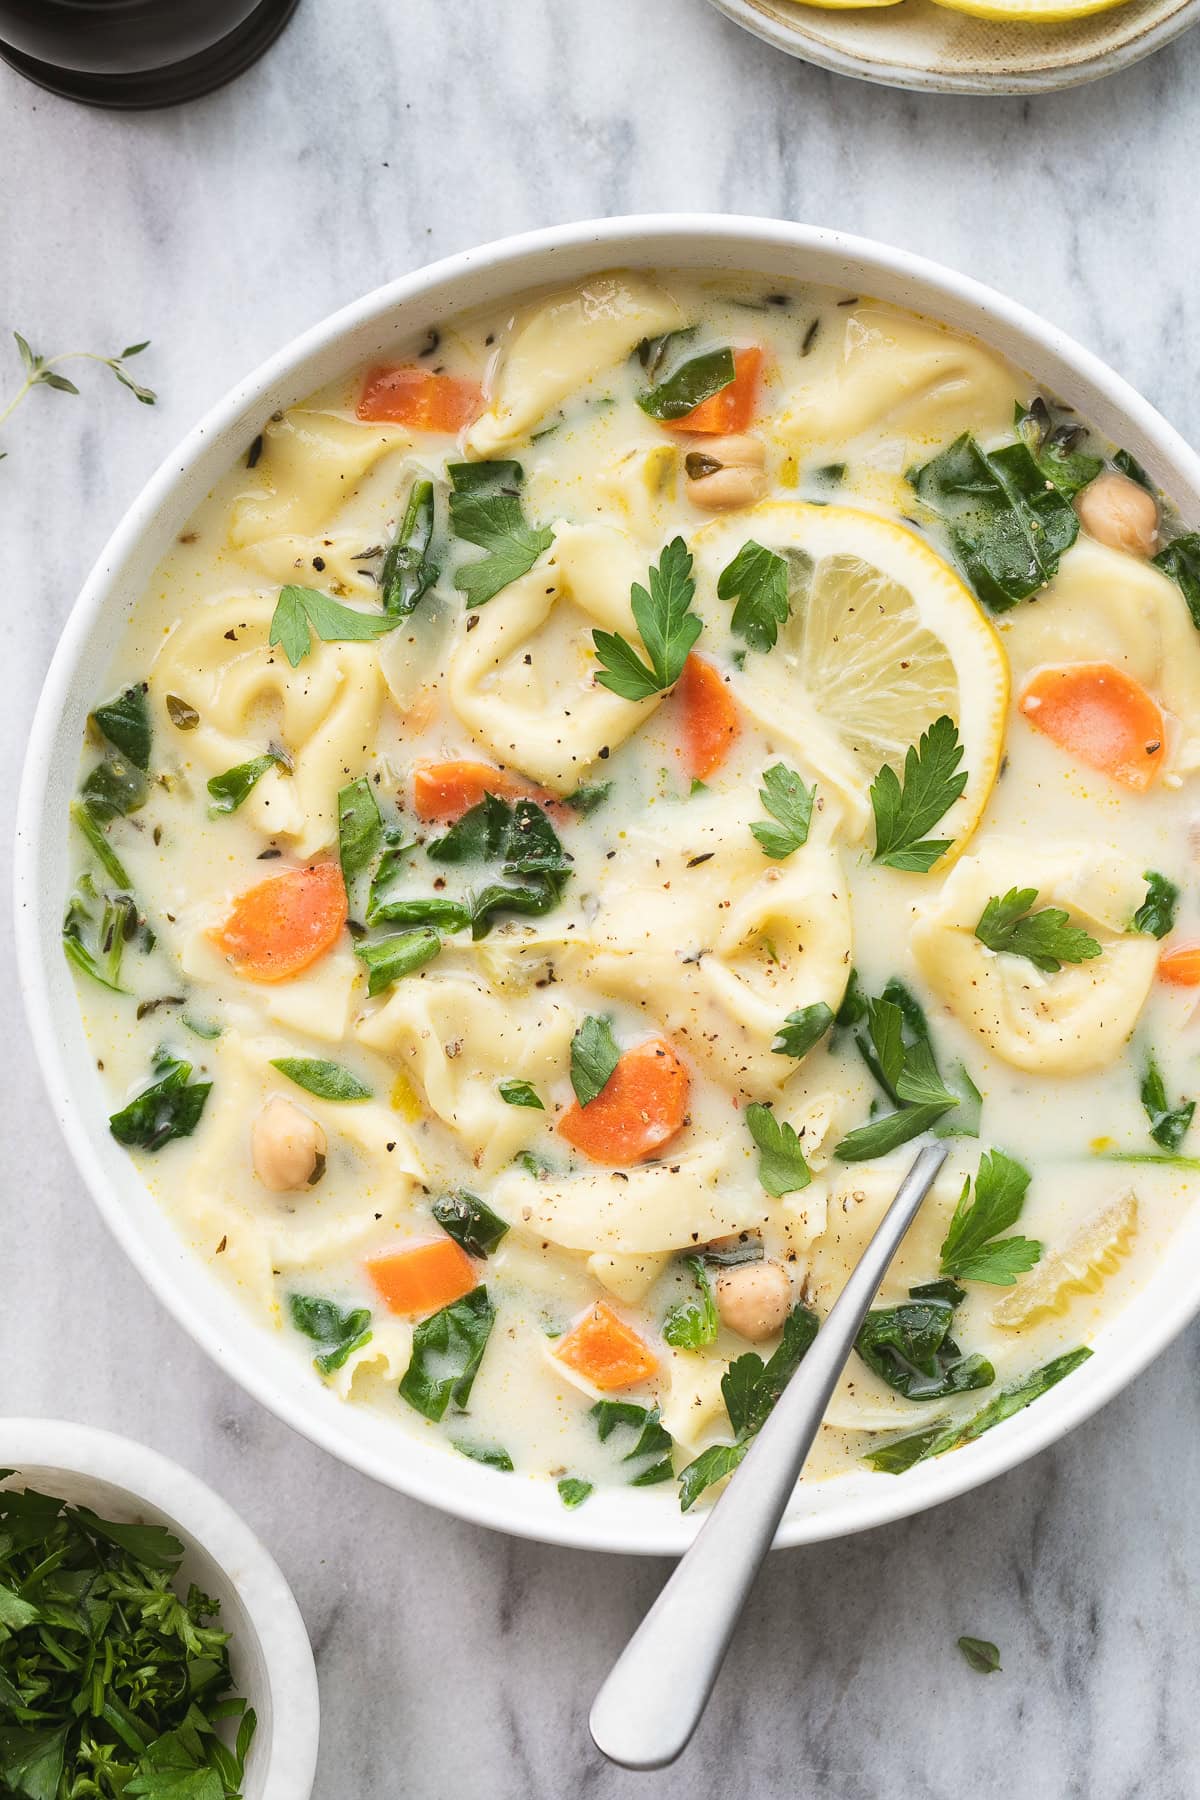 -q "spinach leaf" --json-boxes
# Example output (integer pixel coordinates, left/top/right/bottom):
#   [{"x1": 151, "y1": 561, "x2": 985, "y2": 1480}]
[
  {"x1": 864, "y1": 1346, "x2": 1092, "y2": 1473},
  {"x1": 958, "y1": 1636, "x2": 1002, "y2": 1675},
  {"x1": 109, "y1": 1058, "x2": 211, "y2": 1152},
  {"x1": 448, "y1": 461, "x2": 554, "y2": 606},
  {"x1": 71, "y1": 798, "x2": 132, "y2": 888},
  {"x1": 855, "y1": 1294, "x2": 994, "y2": 1401},
  {"x1": 745, "y1": 1103, "x2": 810, "y2": 1197},
  {"x1": 399, "y1": 1286, "x2": 496, "y2": 1420},
  {"x1": 368, "y1": 895, "x2": 471, "y2": 932},
  {"x1": 870, "y1": 715, "x2": 967, "y2": 872},
  {"x1": 1015, "y1": 399, "x2": 1103, "y2": 497},
  {"x1": 426, "y1": 792, "x2": 572, "y2": 938},
  {"x1": 1153, "y1": 532, "x2": 1200, "y2": 630},
  {"x1": 910, "y1": 432, "x2": 1079, "y2": 611},
  {"x1": 92, "y1": 684, "x2": 151, "y2": 770},
  {"x1": 269, "y1": 1057, "x2": 372, "y2": 1100},
  {"x1": 590, "y1": 1401, "x2": 674, "y2": 1486},
  {"x1": 81, "y1": 752, "x2": 148, "y2": 821},
  {"x1": 557, "y1": 1477, "x2": 593, "y2": 1509},
  {"x1": 62, "y1": 885, "x2": 138, "y2": 993},
  {"x1": 772, "y1": 1001, "x2": 834, "y2": 1061},
  {"x1": 677, "y1": 1304, "x2": 820, "y2": 1509},
  {"x1": 716, "y1": 540, "x2": 791, "y2": 653},
  {"x1": 1140, "y1": 1053, "x2": 1195, "y2": 1153},
  {"x1": 835, "y1": 1103, "x2": 953, "y2": 1164},
  {"x1": 662, "y1": 1256, "x2": 718, "y2": 1349},
  {"x1": 354, "y1": 927, "x2": 442, "y2": 995},
  {"x1": 750, "y1": 763, "x2": 814, "y2": 860},
  {"x1": 382, "y1": 478, "x2": 439, "y2": 615},
  {"x1": 939, "y1": 1150, "x2": 1042, "y2": 1285},
  {"x1": 637, "y1": 344, "x2": 735, "y2": 421},
  {"x1": 570, "y1": 1015, "x2": 620, "y2": 1107},
  {"x1": 337, "y1": 776, "x2": 383, "y2": 888},
  {"x1": 1132, "y1": 870, "x2": 1179, "y2": 939},
  {"x1": 289, "y1": 1293, "x2": 373, "y2": 1375},
  {"x1": 206, "y1": 752, "x2": 284, "y2": 816},
  {"x1": 365, "y1": 829, "x2": 419, "y2": 921},
  {"x1": 432, "y1": 1190, "x2": 509, "y2": 1258},
  {"x1": 451, "y1": 1440, "x2": 514, "y2": 1471},
  {"x1": 497, "y1": 1079, "x2": 544, "y2": 1110},
  {"x1": 268, "y1": 584, "x2": 400, "y2": 666},
  {"x1": 562, "y1": 782, "x2": 612, "y2": 816}
]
